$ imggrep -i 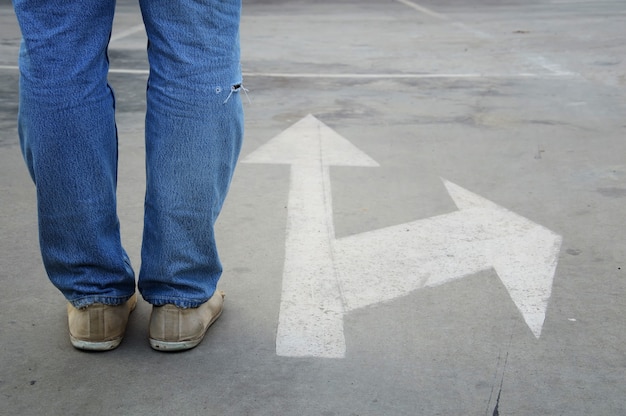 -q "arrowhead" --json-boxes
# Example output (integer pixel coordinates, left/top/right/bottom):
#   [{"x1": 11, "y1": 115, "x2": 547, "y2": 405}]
[
  {"x1": 443, "y1": 179, "x2": 562, "y2": 338},
  {"x1": 241, "y1": 114, "x2": 379, "y2": 167},
  {"x1": 490, "y1": 228, "x2": 562, "y2": 338},
  {"x1": 335, "y1": 179, "x2": 562, "y2": 339}
]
